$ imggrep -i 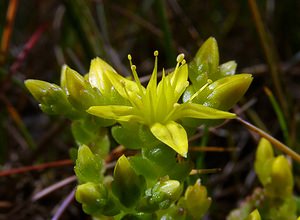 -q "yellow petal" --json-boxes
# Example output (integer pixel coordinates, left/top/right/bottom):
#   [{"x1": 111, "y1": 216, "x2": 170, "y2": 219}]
[
  {"x1": 87, "y1": 105, "x2": 139, "y2": 122},
  {"x1": 89, "y1": 57, "x2": 116, "y2": 94},
  {"x1": 171, "y1": 103, "x2": 236, "y2": 121},
  {"x1": 150, "y1": 121, "x2": 188, "y2": 157}
]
